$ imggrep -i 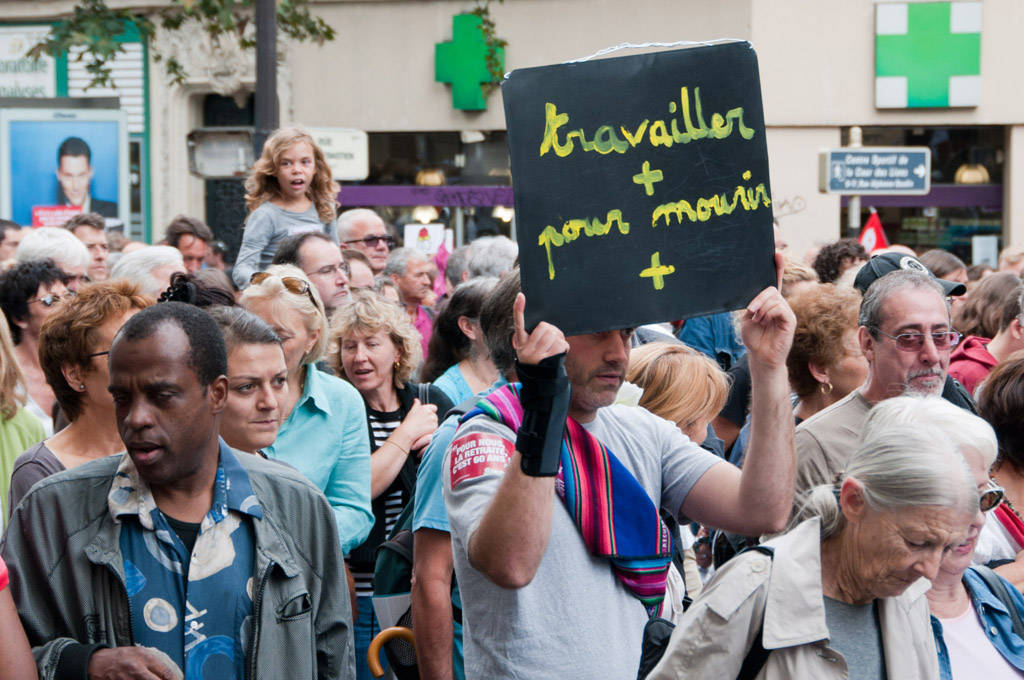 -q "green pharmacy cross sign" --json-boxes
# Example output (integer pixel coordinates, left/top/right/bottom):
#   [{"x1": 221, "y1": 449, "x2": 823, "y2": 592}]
[
  {"x1": 876, "y1": 2, "x2": 981, "y2": 108},
  {"x1": 435, "y1": 14, "x2": 505, "y2": 111}
]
